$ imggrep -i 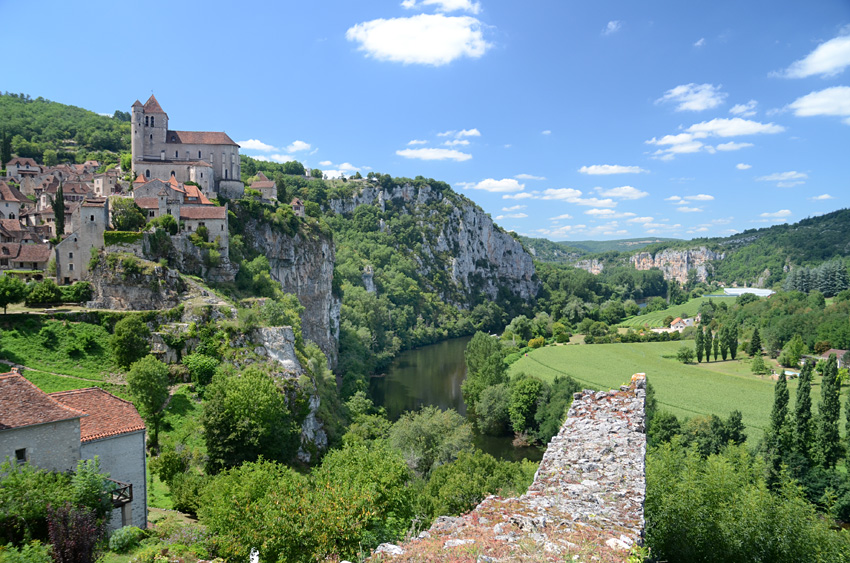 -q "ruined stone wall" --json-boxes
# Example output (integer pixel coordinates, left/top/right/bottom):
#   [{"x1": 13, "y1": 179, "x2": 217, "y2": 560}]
[{"x1": 372, "y1": 375, "x2": 647, "y2": 563}]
